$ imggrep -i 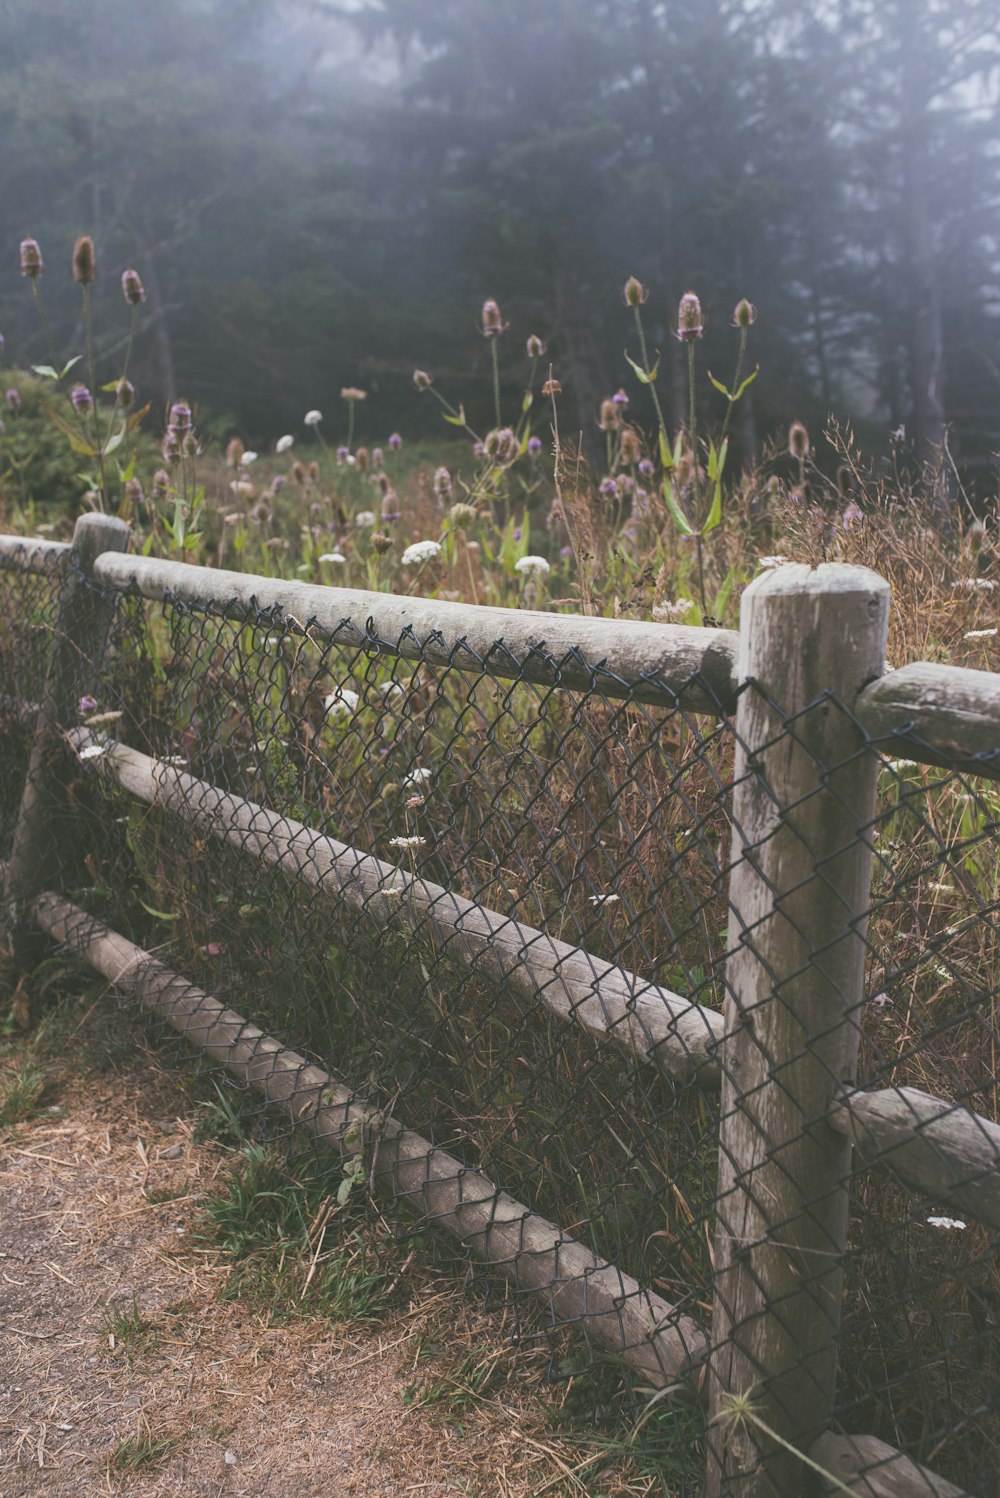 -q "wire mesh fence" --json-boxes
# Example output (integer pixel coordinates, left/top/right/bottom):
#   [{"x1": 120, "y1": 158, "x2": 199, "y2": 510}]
[{"x1": 1, "y1": 521, "x2": 997, "y2": 1496}]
